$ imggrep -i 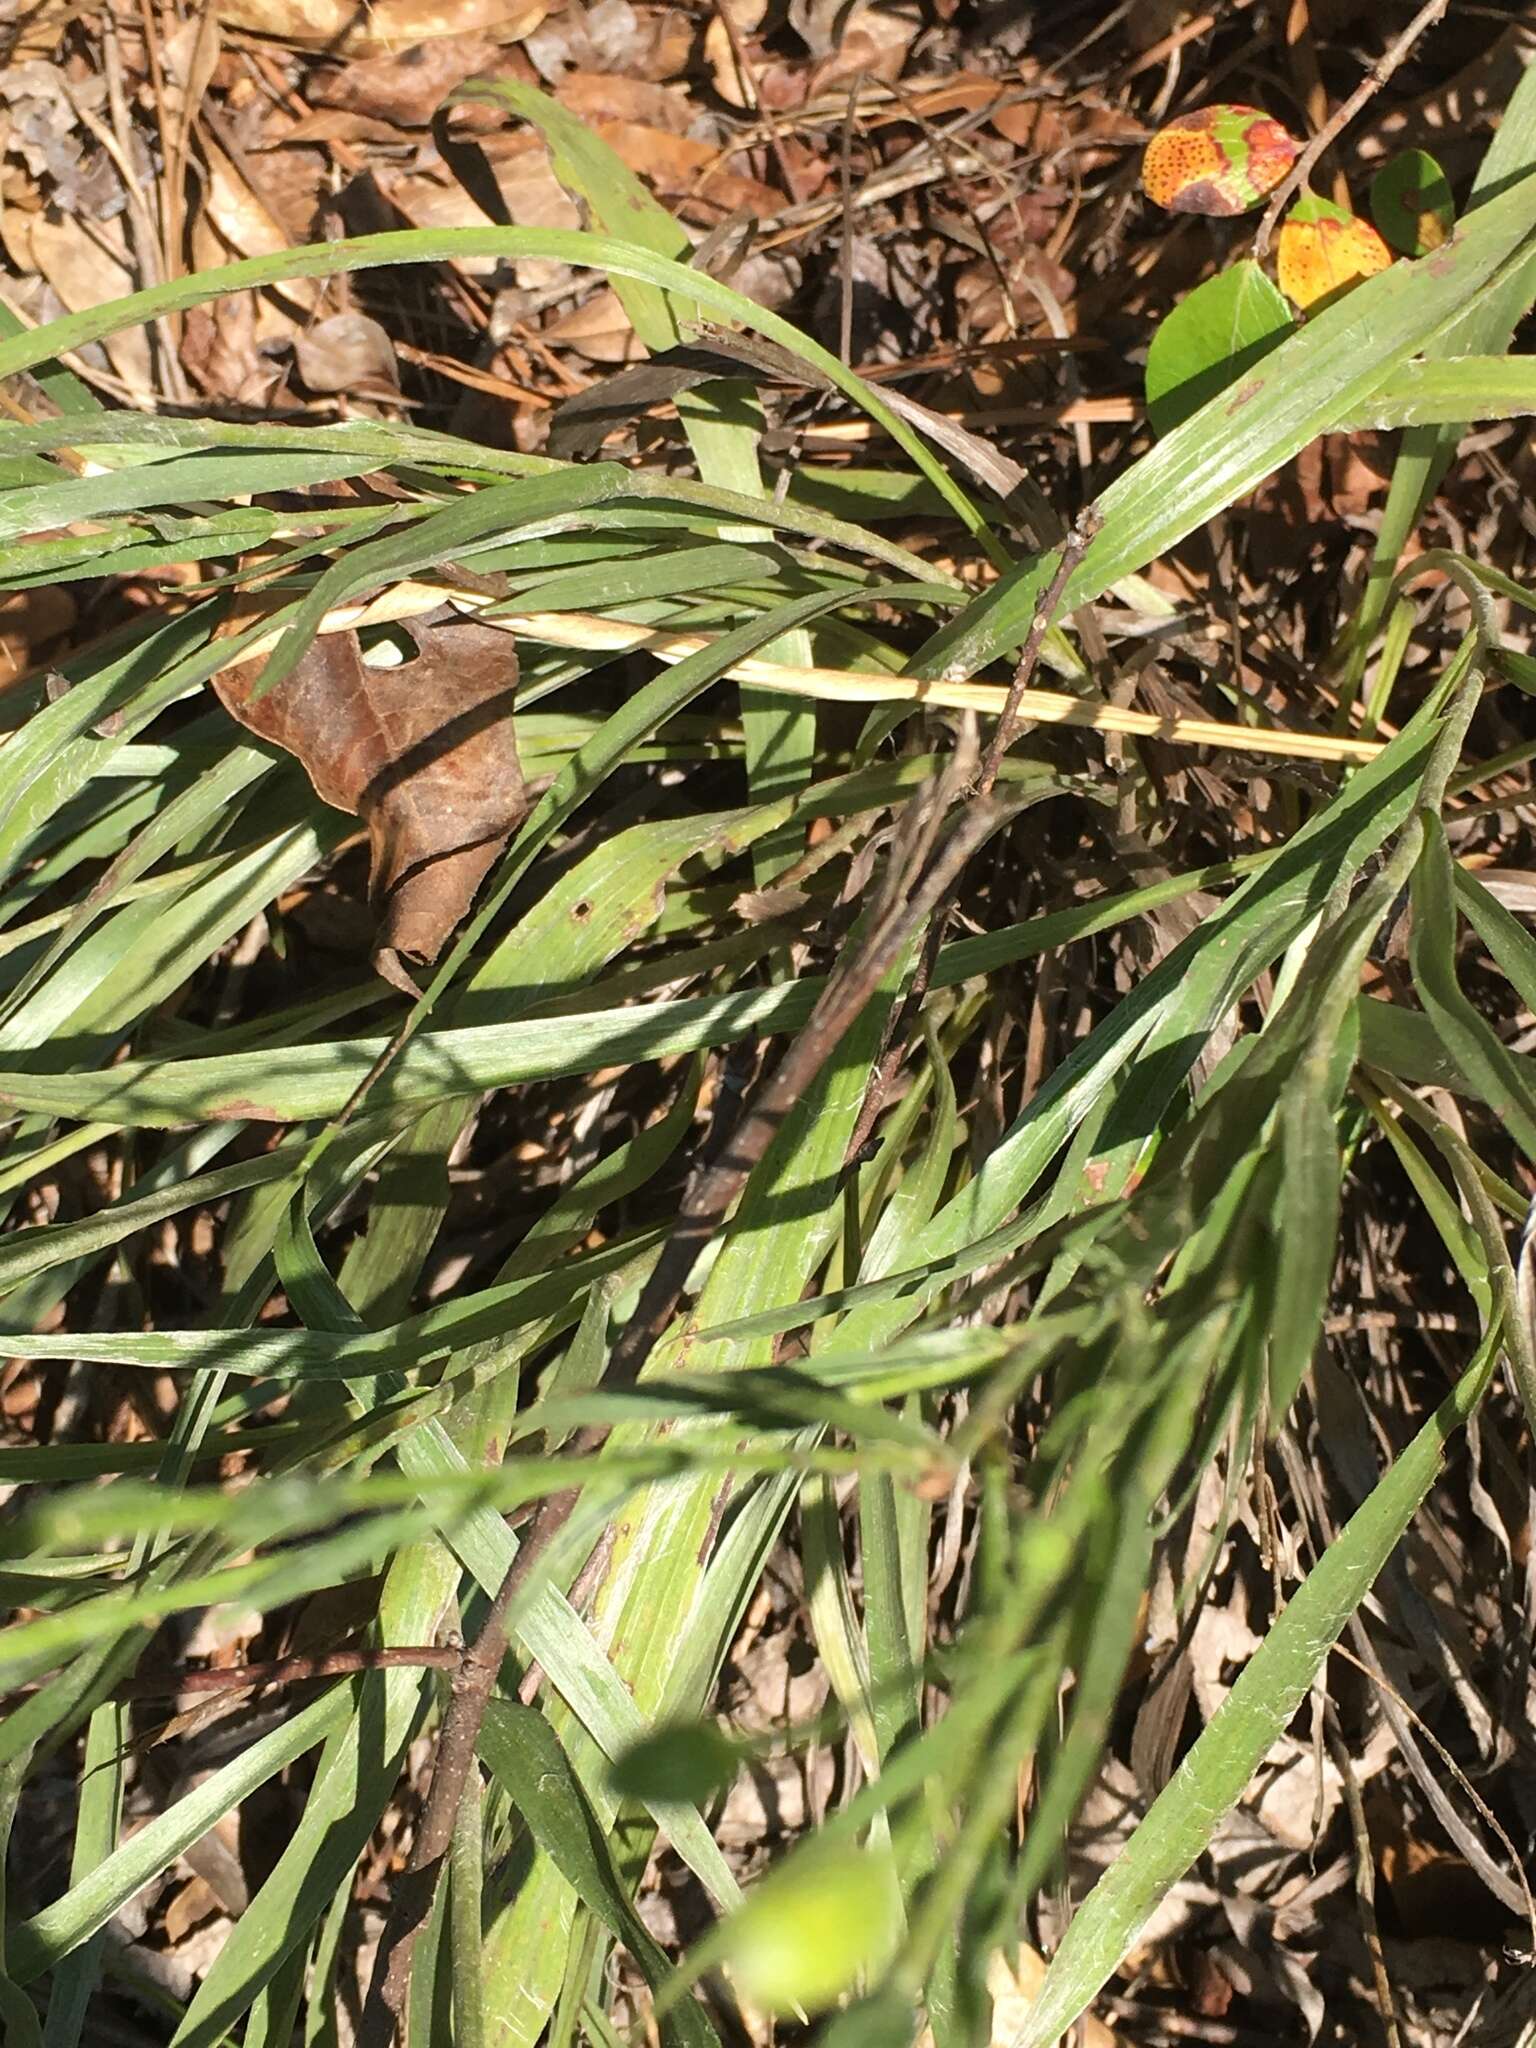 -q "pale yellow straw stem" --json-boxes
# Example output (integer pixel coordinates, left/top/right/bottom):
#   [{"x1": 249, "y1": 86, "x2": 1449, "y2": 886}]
[{"x1": 217, "y1": 577, "x2": 1384, "y2": 767}]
